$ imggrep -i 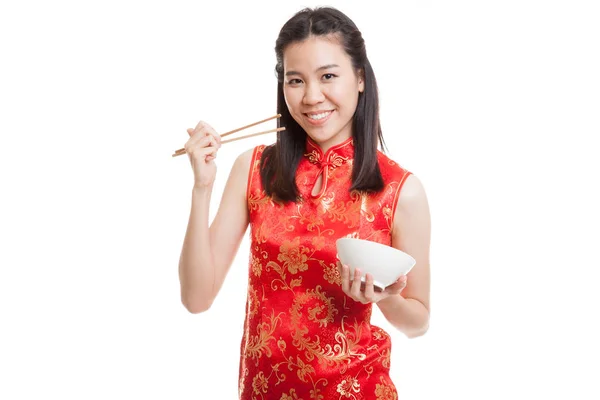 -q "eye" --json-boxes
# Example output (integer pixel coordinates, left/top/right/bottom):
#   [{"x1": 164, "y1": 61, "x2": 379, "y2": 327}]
[
  {"x1": 287, "y1": 78, "x2": 303, "y2": 85},
  {"x1": 323, "y1": 73, "x2": 337, "y2": 80}
]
